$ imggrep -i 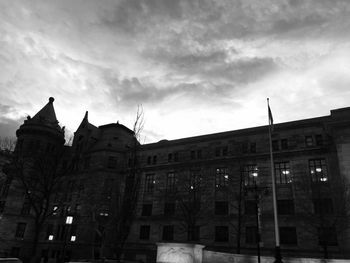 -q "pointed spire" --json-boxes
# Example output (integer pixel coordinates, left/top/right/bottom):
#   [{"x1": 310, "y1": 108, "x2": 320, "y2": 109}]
[
  {"x1": 84, "y1": 111, "x2": 88, "y2": 121},
  {"x1": 78, "y1": 111, "x2": 90, "y2": 129},
  {"x1": 31, "y1": 97, "x2": 58, "y2": 124}
]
